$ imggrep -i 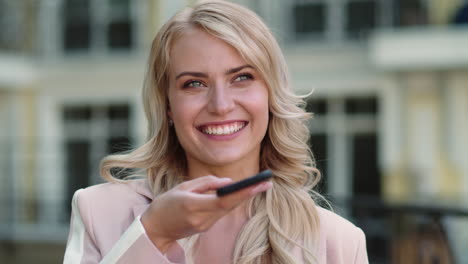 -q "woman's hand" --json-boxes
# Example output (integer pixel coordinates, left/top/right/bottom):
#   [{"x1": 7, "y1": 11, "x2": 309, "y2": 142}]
[{"x1": 140, "y1": 175, "x2": 272, "y2": 253}]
